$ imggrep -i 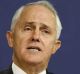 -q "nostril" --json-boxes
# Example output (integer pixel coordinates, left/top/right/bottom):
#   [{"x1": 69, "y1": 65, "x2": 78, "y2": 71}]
[{"x1": 32, "y1": 38, "x2": 39, "y2": 42}]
